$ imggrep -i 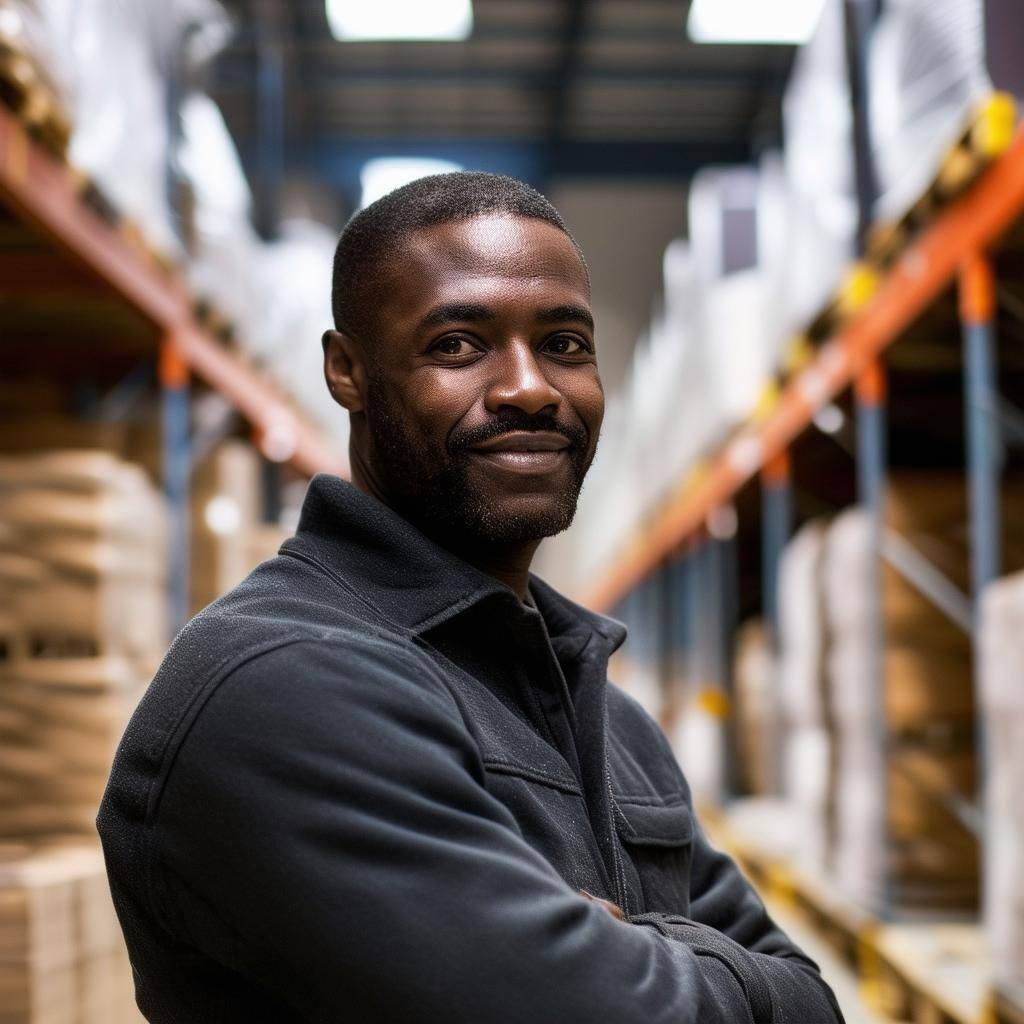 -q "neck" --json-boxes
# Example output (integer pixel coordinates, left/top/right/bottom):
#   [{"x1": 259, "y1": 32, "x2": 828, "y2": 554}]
[{"x1": 349, "y1": 451, "x2": 540, "y2": 602}]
